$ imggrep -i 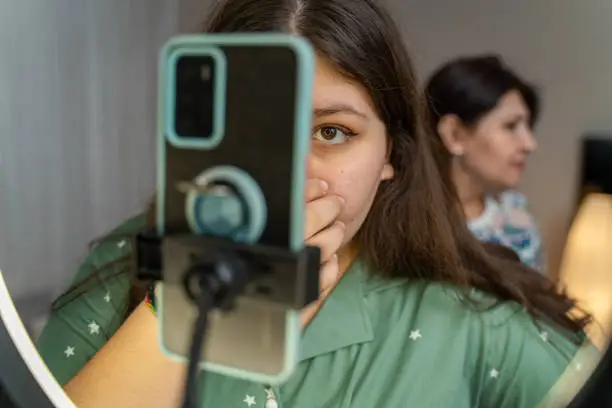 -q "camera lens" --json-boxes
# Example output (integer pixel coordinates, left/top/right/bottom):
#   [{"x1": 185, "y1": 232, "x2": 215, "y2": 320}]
[{"x1": 174, "y1": 55, "x2": 217, "y2": 139}]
